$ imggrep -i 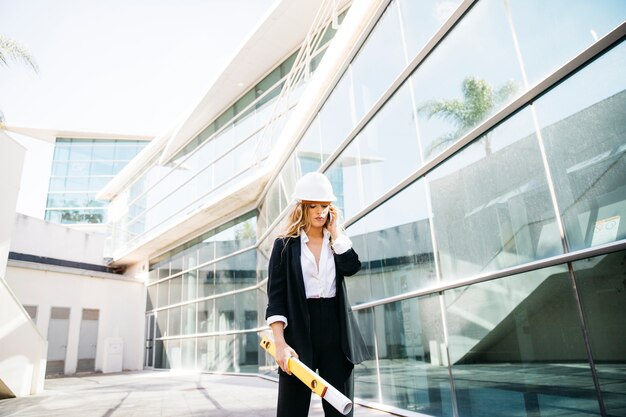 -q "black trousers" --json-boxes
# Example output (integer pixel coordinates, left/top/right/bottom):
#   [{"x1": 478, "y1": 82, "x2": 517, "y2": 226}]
[{"x1": 277, "y1": 297, "x2": 354, "y2": 417}]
